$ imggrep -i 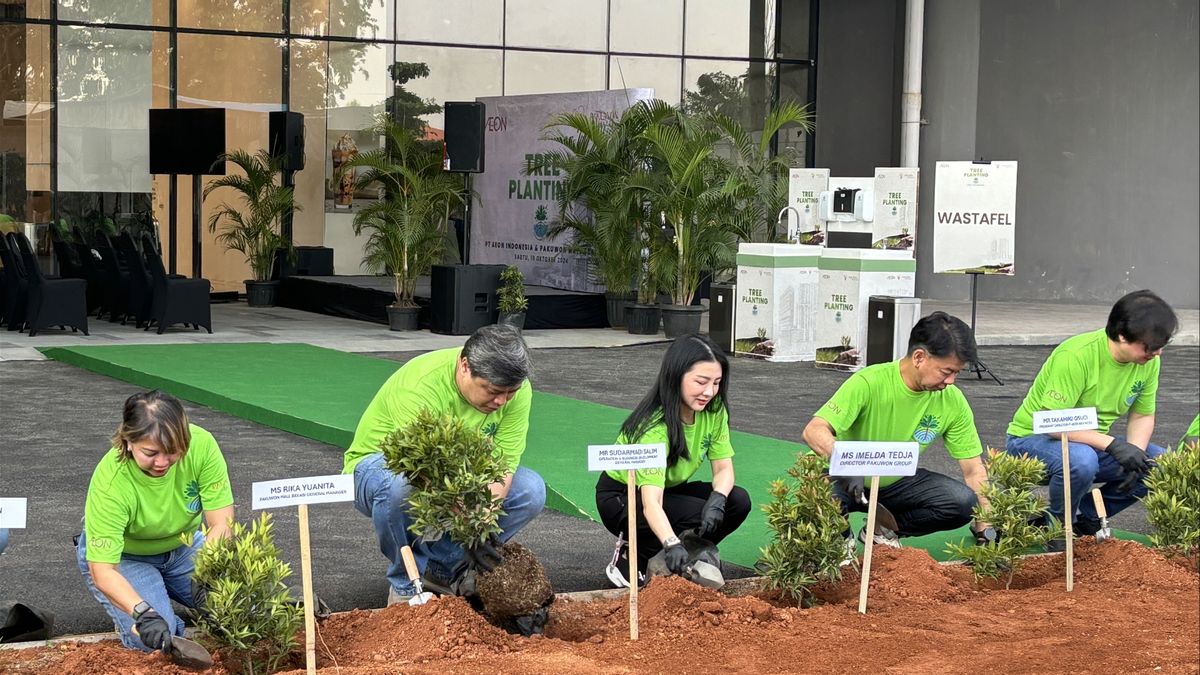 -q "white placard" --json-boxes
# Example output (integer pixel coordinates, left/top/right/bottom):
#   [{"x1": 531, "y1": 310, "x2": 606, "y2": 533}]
[
  {"x1": 933, "y1": 160, "x2": 1018, "y2": 274},
  {"x1": 829, "y1": 441, "x2": 920, "y2": 477},
  {"x1": 0, "y1": 498, "x2": 28, "y2": 529},
  {"x1": 588, "y1": 444, "x2": 667, "y2": 472},
  {"x1": 1033, "y1": 407, "x2": 1099, "y2": 434},
  {"x1": 252, "y1": 474, "x2": 355, "y2": 510}
]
